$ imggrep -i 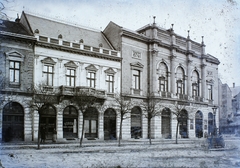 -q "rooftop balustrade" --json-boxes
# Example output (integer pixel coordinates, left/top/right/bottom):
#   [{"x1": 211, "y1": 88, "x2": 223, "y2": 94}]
[{"x1": 35, "y1": 35, "x2": 121, "y2": 58}]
